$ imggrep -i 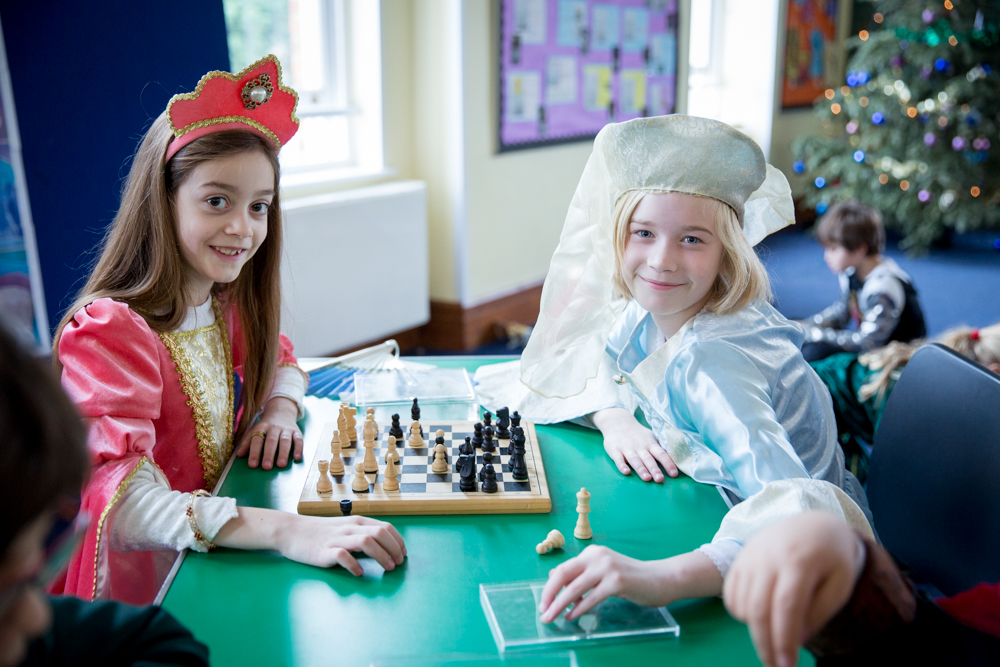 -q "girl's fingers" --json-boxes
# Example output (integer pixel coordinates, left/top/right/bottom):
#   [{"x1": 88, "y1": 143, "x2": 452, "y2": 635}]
[
  {"x1": 650, "y1": 446, "x2": 679, "y2": 477},
  {"x1": 638, "y1": 449, "x2": 664, "y2": 483},
  {"x1": 542, "y1": 567, "x2": 603, "y2": 623},
  {"x1": 609, "y1": 449, "x2": 630, "y2": 475},
  {"x1": 330, "y1": 548, "x2": 364, "y2": 576},
  {"x1": 261, "y1": 430, "x2": 279, "y2": 470},
  {"x1": 276, "y1": 431, "x2": 293, "y2": 468},
  {"x1": 365, "y1": 525, "x2": 405, "y2": 564},
  {"x1": 623, "y1": 450, "x2": 652, "y2": 481},
  {"x1": 746, "y1": 571, "x2": 778, "y2": 667},
  {"x1": 353, "y1": 517, "x2": 407, "y2": 559},
  {"x1": 769, "y1": 571, "x2": 814, "y2": 667},
  {"x1": 235, "y1": 434, "x2": 252, "y2": 458},
  {"x1": 347, "y1": 534, "x2": 396, "y2": 572},
  {"x1": 540, "y1": 558, "x2": 587, "y2": 612},
  {"x1": 292, "y1": 432, "x2": 304, "y2": 462},
  {"x1": 247, "y1": 432, "x2": 267, "y2": 468},
  {"x1": 565, "y1": 580, "x2": 614, "y2": 620}
]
